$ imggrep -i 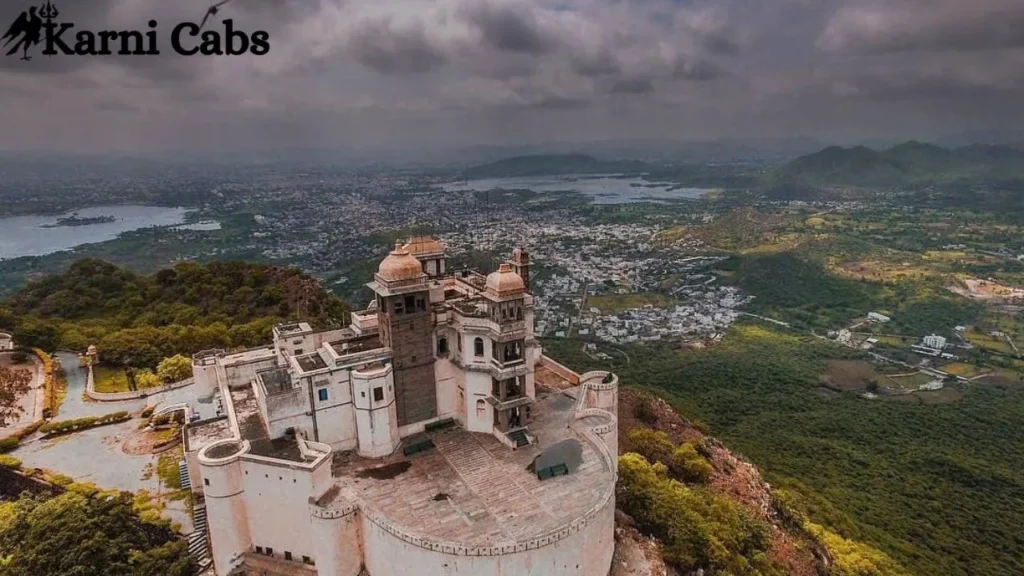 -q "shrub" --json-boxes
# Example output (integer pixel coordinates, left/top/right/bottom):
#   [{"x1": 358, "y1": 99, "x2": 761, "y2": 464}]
[
  {"x1": 10, "y1": 351, "x2": 28, "y2": 364},
  {"x1": 0, "y1": 437, "x2": 19, "y2": 453},
  {"x1": 140, "y1": 406, "x2": 155, "y2": 419},
  {"x1": 670, "y1": 442, "x2": 714, "y2": 484},
  {"x1": 627, "y1": 427, "x2": 675, "y2": 464},
  {"x1": 157, "y1": 354, "x2": 193, "y2": 383},
  {"x1": 39, "y1": 411, "x2": 131, "y2": 436},
  {"x1": 633, "y1": 395, "x2": 658, "y2": 426},
  {"x1": 0, "y1": 455, "x2": 22, "y2": 469}
]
